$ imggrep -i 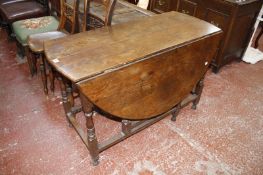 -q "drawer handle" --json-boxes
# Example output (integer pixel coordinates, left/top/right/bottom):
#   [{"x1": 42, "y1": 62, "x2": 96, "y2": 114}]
[
  {"x1": 158, "y1": 0, "x2": 165, "y2": 6},
  {"x1": 182, "y1": 10, "x2": 189, "y2": 14},
  {"x1": 210, "y1": 20, "x2": 219, "y2": 27}
]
